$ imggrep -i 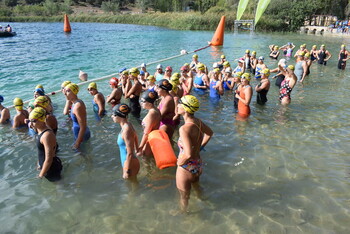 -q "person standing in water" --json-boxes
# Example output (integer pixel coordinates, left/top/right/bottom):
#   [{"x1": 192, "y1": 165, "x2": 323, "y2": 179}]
[
  {"x1": 87, "y1": 82, "x2": 106, "y2": 121},
  {"x1": 12, "y1": 98, "x2": 29, "y2": 129},
  {"x1": 279, "y1": 65, "x2": 297, "y2": 105},
  {"x1": 236, "y1": 73, "x2": 253, "y2": 118},
  {"x1": 317, "y1": 44, "x2": 332, "y2": 65},
  {"x1": 338, "y1": 44, "x2": 349, "y2": 70},
  {"x1": 64, "y1": 83, "x2": 90, "y2": 150},
  {"x1": 112, "y1": 104, "x2": 140, "y2": 179},
  {"x1": 29, "y1": 107, "x2": 62, "y2": 181},
  {"x1": 176, "y1": 95, "x2": 213, "y2": 212},
  {"x1": 0, "y1": 95, "x2": 10, "y2": 124},
  {"x1": 106, "y1": 77, "x2": 122, "y2": 107},
  {"x1": 255, "y1": 69, "x2": 271, "y2": 105},
  {"x1": 125, "y1": 68, "x2": 143, "y2": 118}
]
